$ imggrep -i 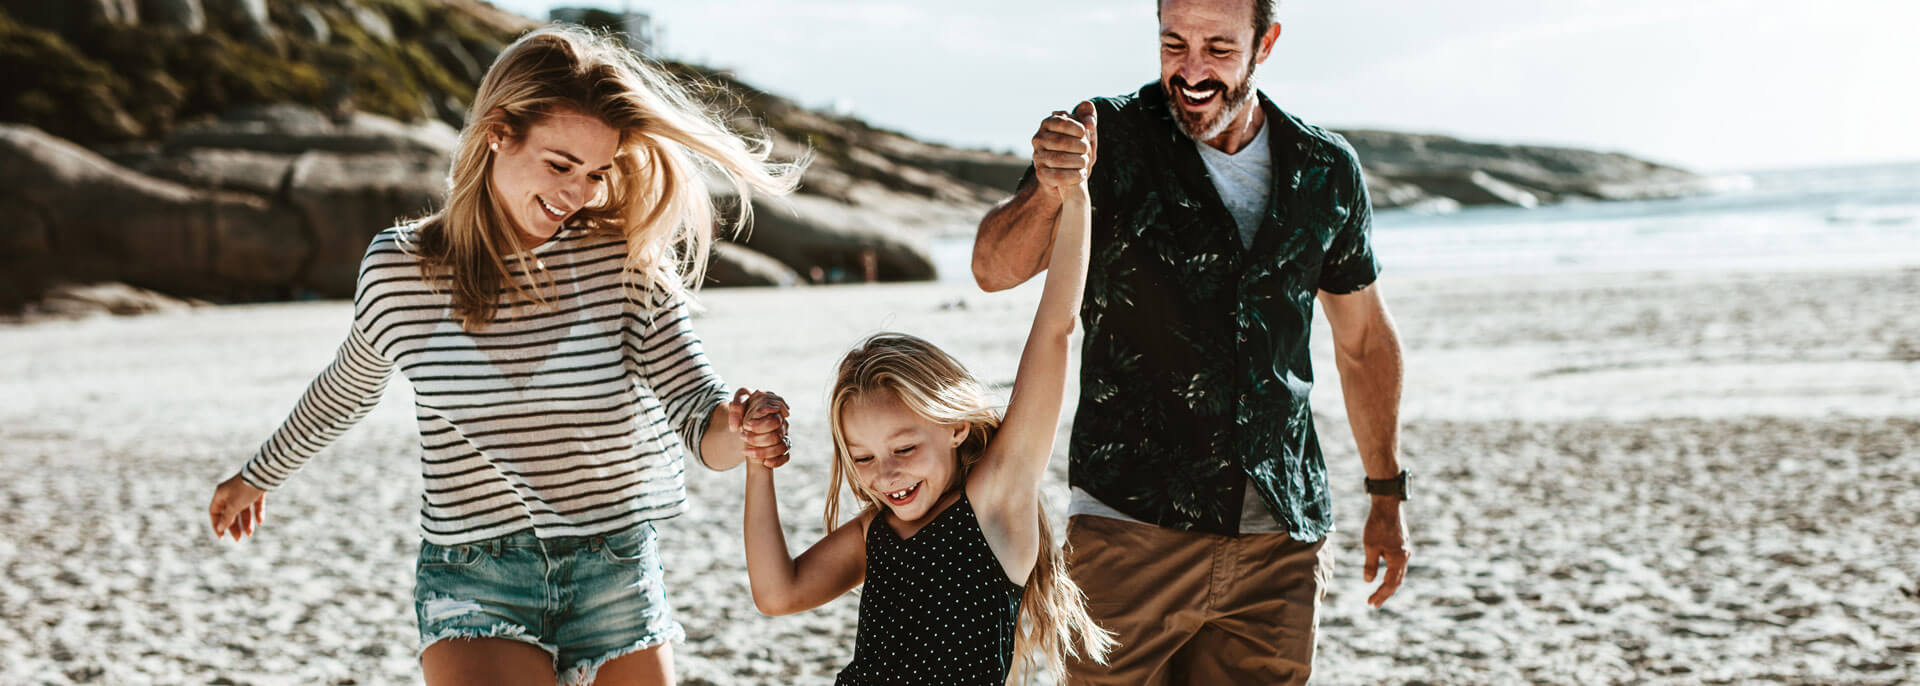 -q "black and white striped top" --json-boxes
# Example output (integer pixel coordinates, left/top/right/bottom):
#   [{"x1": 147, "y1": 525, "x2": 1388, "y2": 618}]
[{"x1": 240, "y1": 223, "x2": 732, "y2": 546}]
